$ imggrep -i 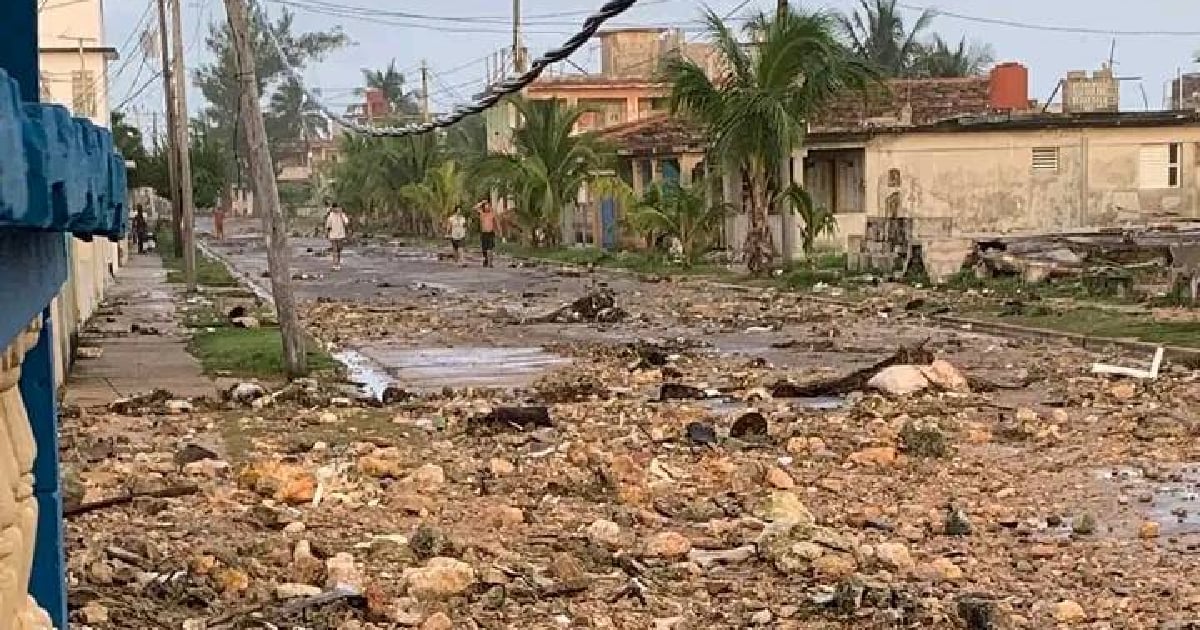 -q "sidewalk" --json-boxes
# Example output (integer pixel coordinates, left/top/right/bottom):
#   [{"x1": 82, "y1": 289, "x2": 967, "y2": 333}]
[{"x1": 63, "y1": 253, "x2": 216, "y2": 407}]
